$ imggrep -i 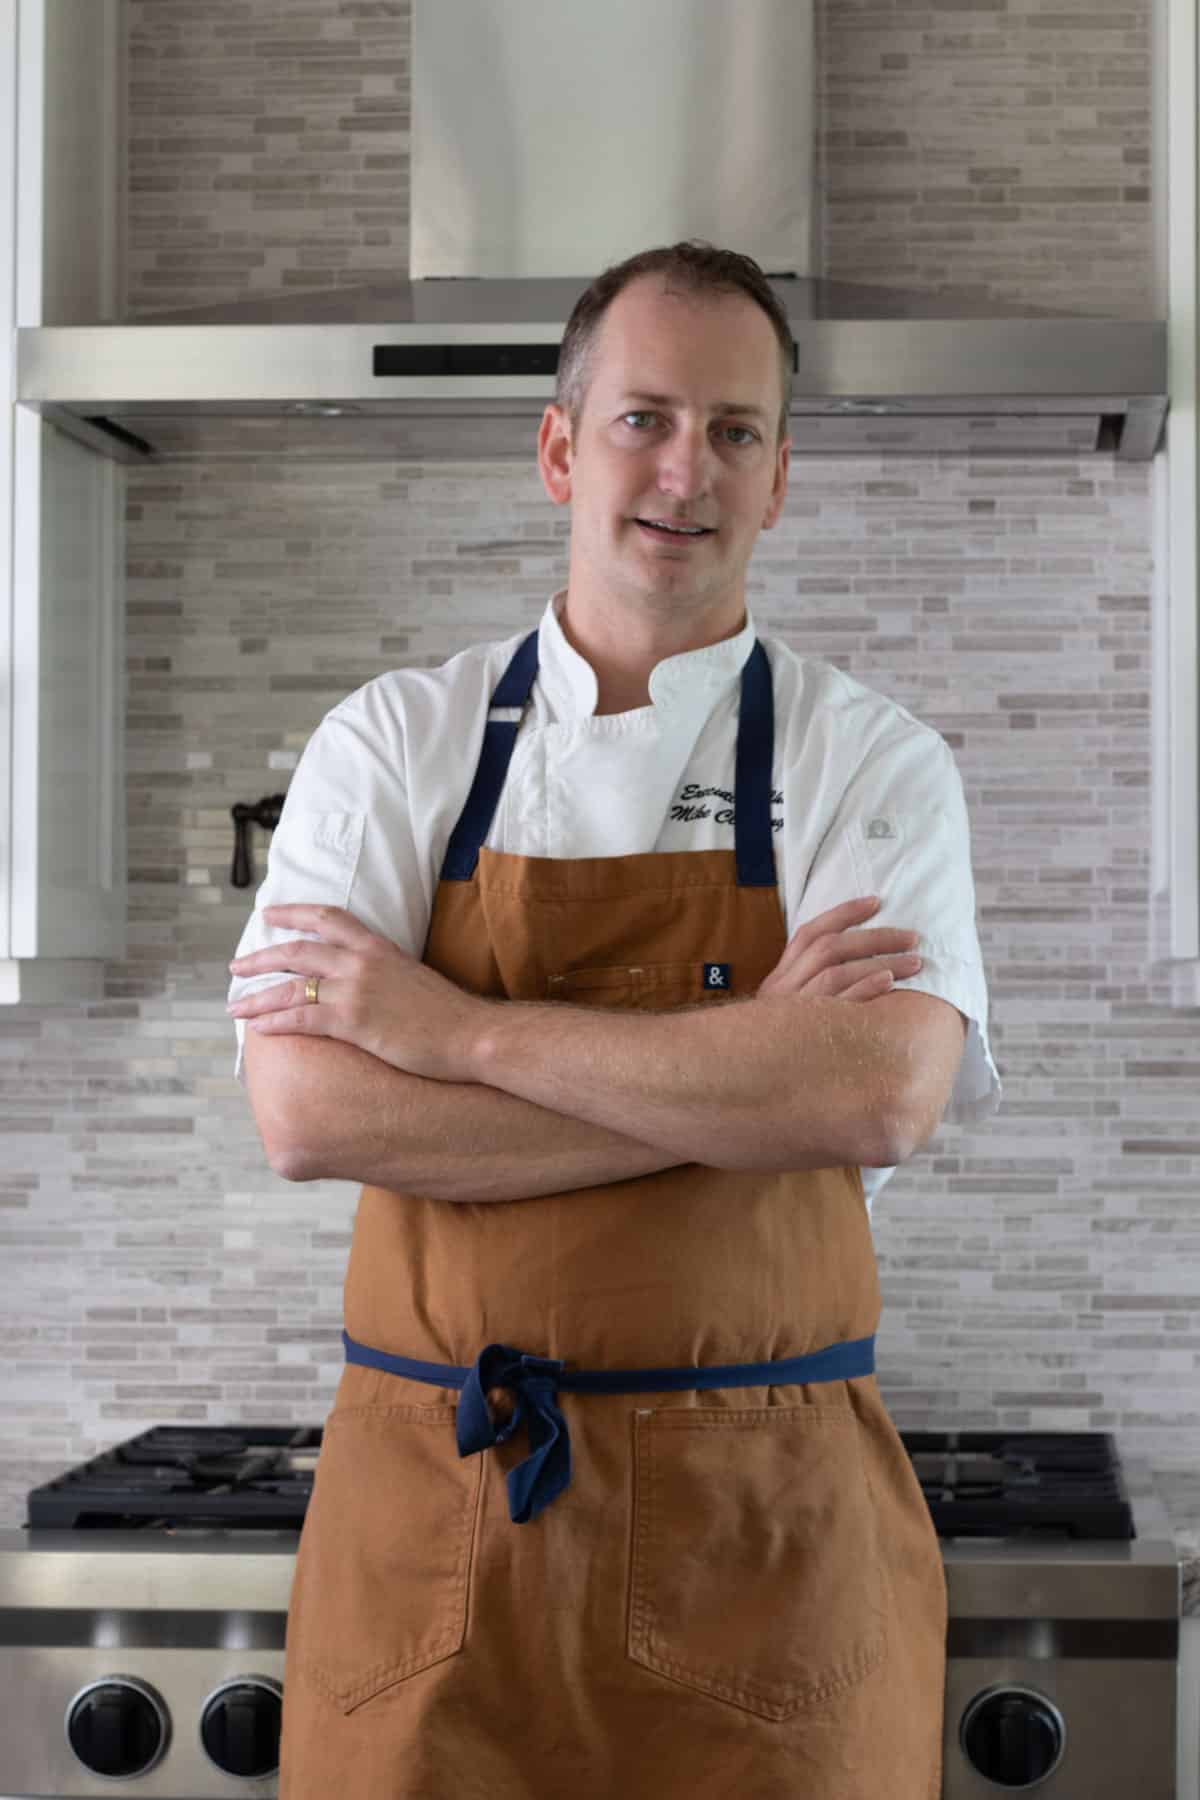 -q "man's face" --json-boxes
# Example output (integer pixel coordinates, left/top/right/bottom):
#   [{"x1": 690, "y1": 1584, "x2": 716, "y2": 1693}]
[{"x1": 538, "y1": 275, "x2": 791, "y2": 629}]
